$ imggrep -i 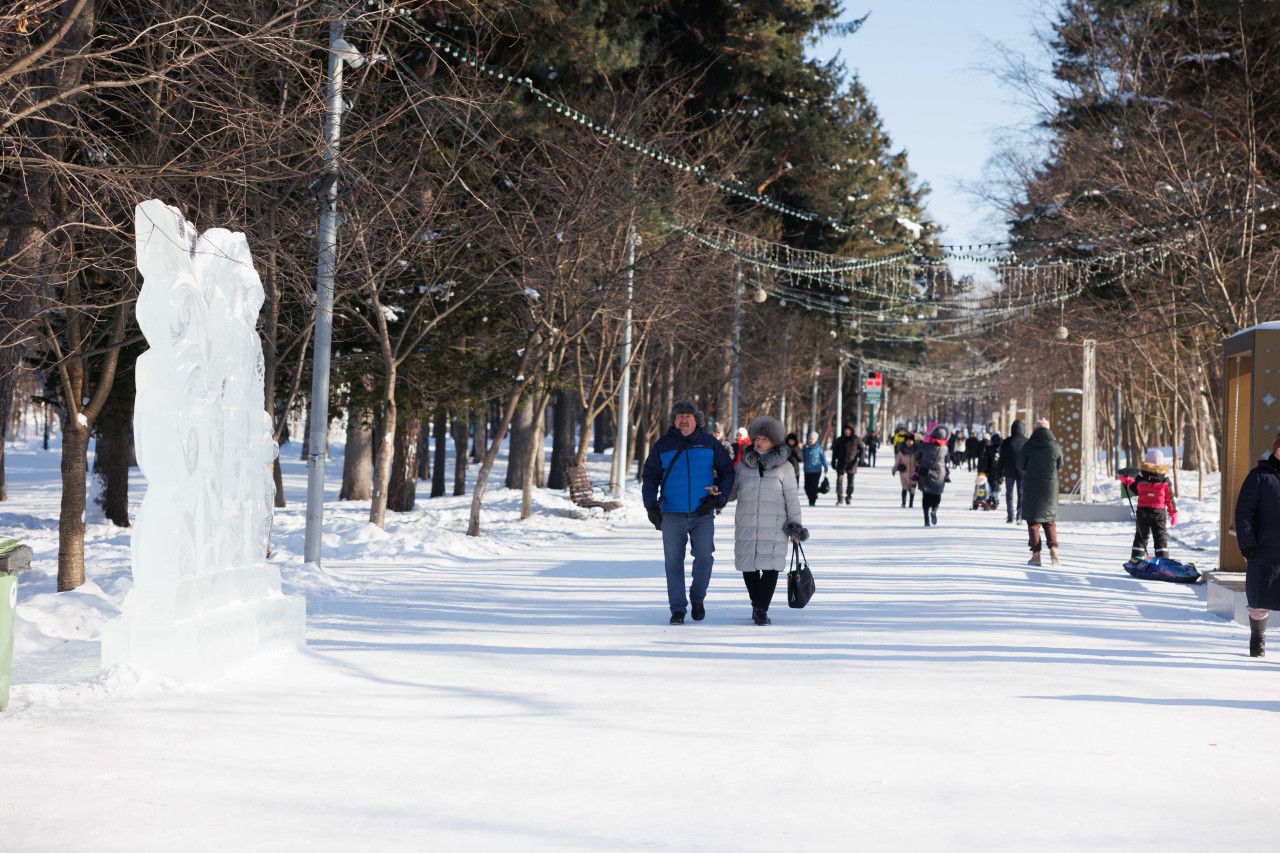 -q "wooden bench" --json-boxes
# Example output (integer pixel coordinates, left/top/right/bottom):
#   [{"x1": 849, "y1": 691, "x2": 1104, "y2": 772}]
[{"x1": 563, "y1": 465, "x2": 623, "y2": 517}]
